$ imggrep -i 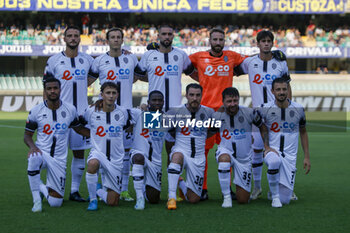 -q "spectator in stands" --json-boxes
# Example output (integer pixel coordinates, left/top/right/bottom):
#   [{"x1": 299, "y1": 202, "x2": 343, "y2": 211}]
[{"x1": 316, "y1": 64, "x2": 329, "y2": 74}]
